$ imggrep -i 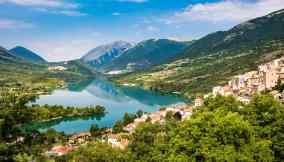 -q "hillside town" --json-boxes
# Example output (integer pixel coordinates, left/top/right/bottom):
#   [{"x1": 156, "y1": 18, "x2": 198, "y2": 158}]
[
  {"x1": 46, "y1": 104, "x2": 194, "y2": 156},
  {"x1": 124, "y1": 104, "x2": 193, "y2": 133},
  {"x1": 211, "y1": 56, "x2": 284, "y2": 103},
  {"x1": 45, "y1": 56, "x2": 284, "y2": 157}
]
